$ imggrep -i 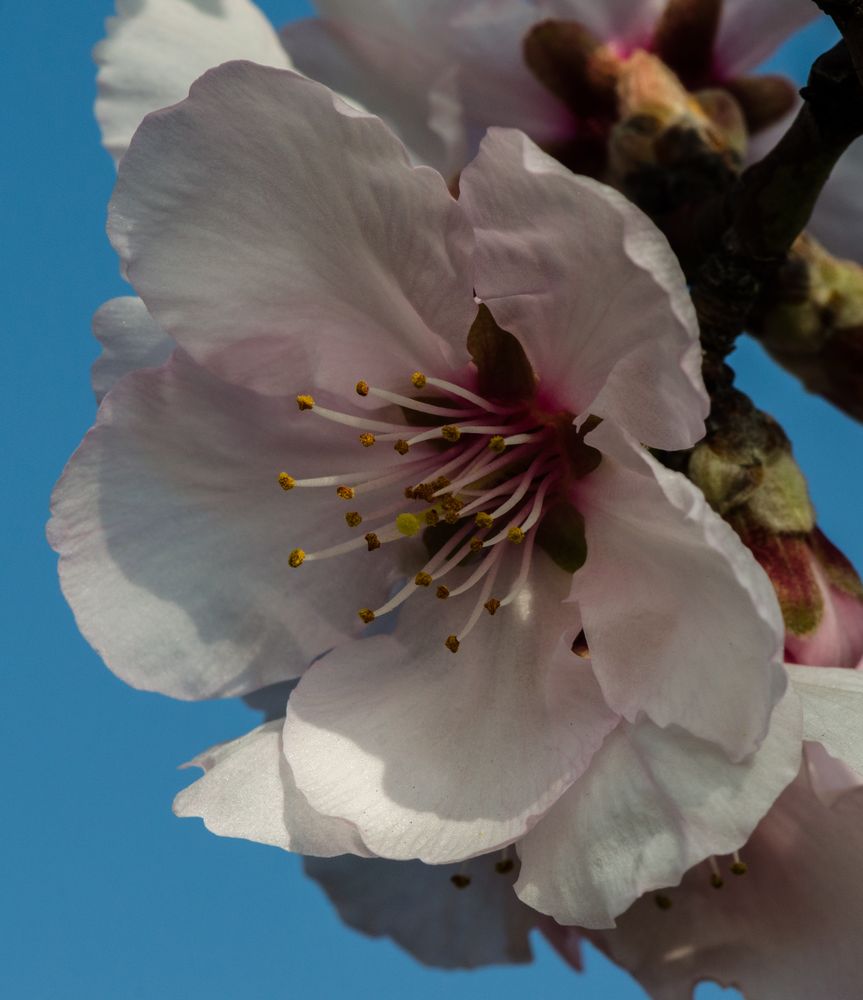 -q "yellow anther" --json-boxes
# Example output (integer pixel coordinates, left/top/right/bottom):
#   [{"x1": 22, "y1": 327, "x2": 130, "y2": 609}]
[
  {"x1": 278, "y1": 472, "x2": 296, "y2": 491},
  {"x1": 365, "y1": 532, "x2": 381, "y2": 552},
  {"x1": 404, "y1": 486, "x2": 416, "y2": 500},
  {"x1": 411, "y1": 371, "x2": 427, "y2": 389},
  {"x1": 412, "y1": 483, "x2": 434, "y2": 501},
  {"x1": 394, "y1": 439, "x2": 410, "y2": 455},
  {"x1": 469, "y1": 537, "x2": 483, "y2": 553},
  {"x1": 445, "y1": 635, "x2": 460, "y2": 653},
  {"x1": 440, "y1": 496, "x2": 464, "y2": 513},
  {"x1": 443, "y1": 510, "x2": 460, "y2": 525},
  {"x1": 710, "y1": 873, "x2": 724, "y2": 889},
  {"x1": 296, "y1": 394, "x2": 315, "y2": 411},
  {"x1": 430, "y1": 477, "x2": 451, "y2": 491},
  {"x1": 396, "y1": 513, "x2": 421, "y2": 537},
  {"x1": 495, "y1": 858, "x2": 514, "y2": 874},
  {"x1": 425, "y1": 510, "x2": 440, "y2": 526},
  {"x1": 730, "y1": 861, "x2": 748, "y2": 876},
  {"x1": 358, "y1": 608, "x2": 376, "y2": 624},
  {"x1": 484, "y1": 597, "x2": 501, "y2": 616},
  {"x1": 489, "y1": 435, "x2": 506, "y2": 452},
  {"x1": 359, "y1": 432, "x2": 376, "y2": 447},
  {"x1": 336, "y1": 486, "x2": 355, "y2": 500},
  {"x1": 355, "y1": 380, "x2": 369, "y2": 397},
  {"x1": 475, "y1": 512, "x2": 494, "y2": 529},
  {"x1": 345, "y1": 511, "x2": 363, "y2": 528},
  {"x1": 288, "y1": 548, "x2": 306, "y2": 568},
  {"x1": 441, "y1": 424, "x2": 461, "y2": 442},
  {"x1": 436, "y1": 585, "x2": 450, "y2": 600},
  {"x1": 507, "y1": 526, "x2": 525, "y2": 544},
  {"x1": 414, "y1": 571, "x2": 433, "y2": 587},
  {"x1": 450, "y1": 873, "x2": 470, "y2": 888}
]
